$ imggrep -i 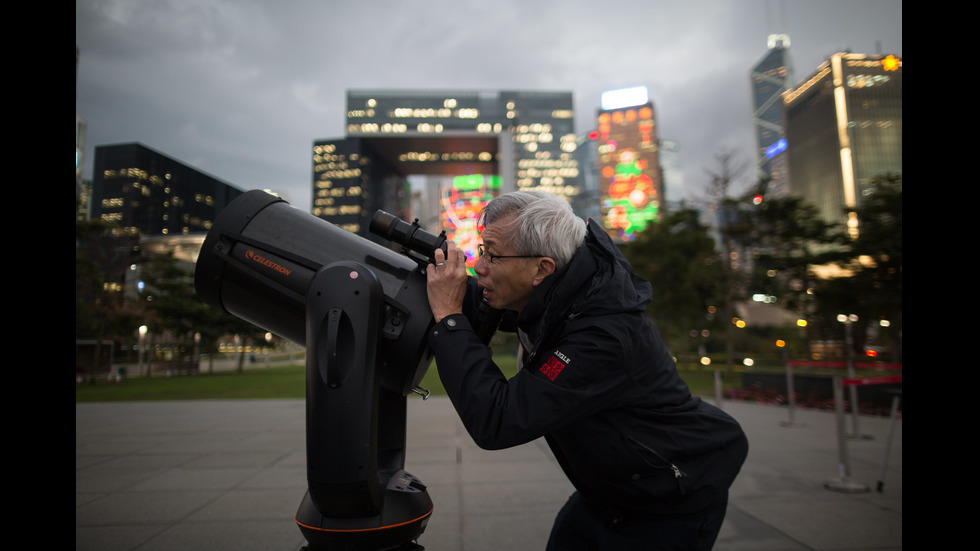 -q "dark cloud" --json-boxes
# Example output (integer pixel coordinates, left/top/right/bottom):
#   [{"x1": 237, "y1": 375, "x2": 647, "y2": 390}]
[{"x1": 76, "y1": 0, "x2": 901, "y2": 210}]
